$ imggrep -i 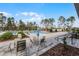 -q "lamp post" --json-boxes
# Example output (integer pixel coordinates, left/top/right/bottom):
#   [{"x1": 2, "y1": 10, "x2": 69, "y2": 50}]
[
  {"x1": 37, "y1": 29, "x2": 40, "y2": 44},
  {"x1": 36, "y1": 26, "x2": 40, "y2": 55}
]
